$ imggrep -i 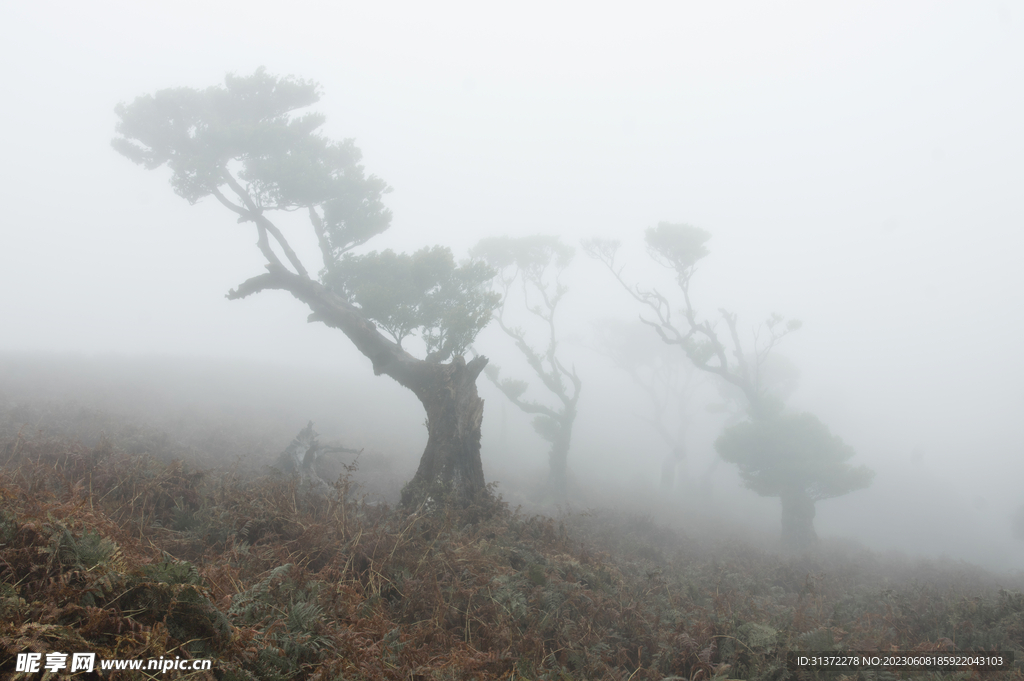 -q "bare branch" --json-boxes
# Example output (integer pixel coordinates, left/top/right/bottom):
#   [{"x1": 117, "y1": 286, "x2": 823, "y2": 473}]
[
  {"x1": 260, "y1": 219, "x2": 310, "y2": 279},
  {"x1": 309, "y1": 206, "x2": 333, "y2": 268},
  {"x1": 226, "y1": 270, "x2": 281, "y2": 300},
  {"x1": 210, "y1": 187, "x2": 250, "y2": 219},
  {"x1": 210, "y1": 187, "x2": 286, "y2": 270},
  {"x1": 222, "y1": 171, "x2": 310, "y2": 278},
  {"x1": 224, "y1": 264, "x2": 451, "y2": 394},
  {"x1": 722, "y1": 310, "x2": 749, "y2": 386},
  {"x1": 585, "y1": 233, "x2": 775, "y2": 409},
  {"x1": 481, "y1": 360, "x2": 561, "y2": 419}
]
